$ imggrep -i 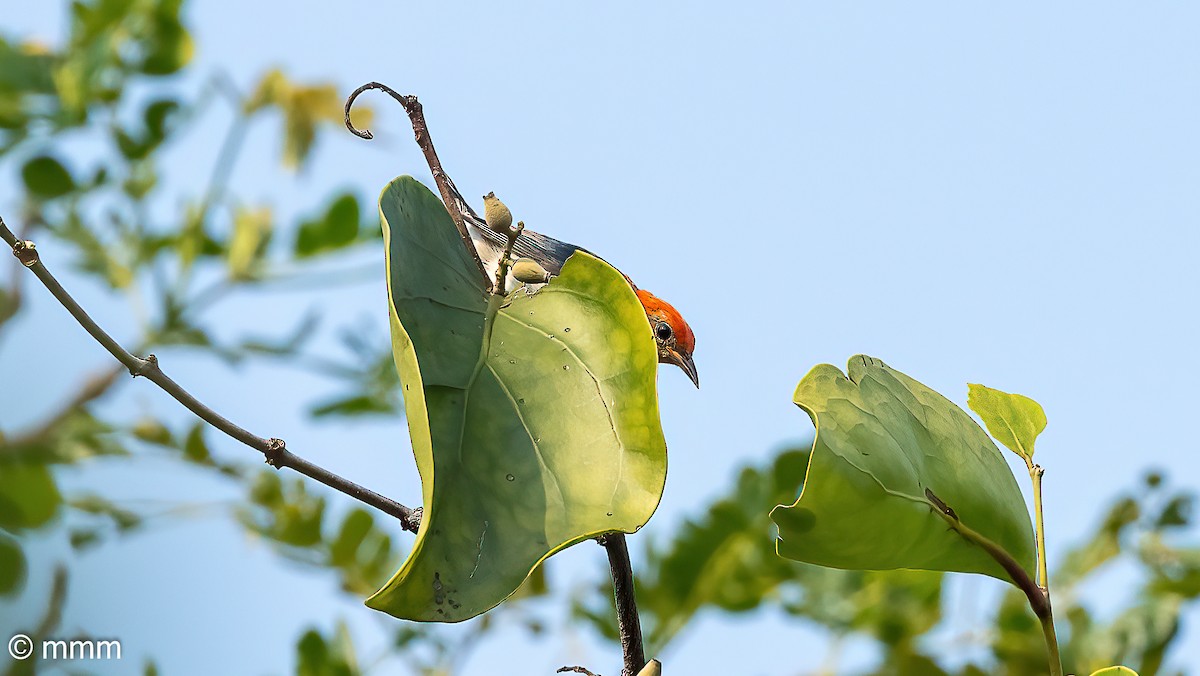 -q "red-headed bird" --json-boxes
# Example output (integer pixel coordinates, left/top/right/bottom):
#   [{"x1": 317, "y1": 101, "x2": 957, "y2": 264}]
[{"x1": 459, "y1": 191, "x2": 698, "y2": 388}]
